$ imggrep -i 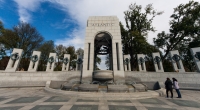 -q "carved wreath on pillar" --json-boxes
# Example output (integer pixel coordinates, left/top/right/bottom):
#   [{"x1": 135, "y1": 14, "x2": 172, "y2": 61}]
[
  {"x1": 195, "y1": 52, "x2": 200, "y2": 60},
  {"x1": 76, "y1": 58, "x2": 83, "y2": 64},
  {"x1": 154, "y1": 56, "x2": 161, "y2": 63},
  {"x1": 31, "y1": 55, "x2": 38, "y2": 62},
  {"x1": 138, "y1": 57, "x2": 145, "y2": 64},
  {"x1": 124, "y1": 58, "x2": 130, "y2": 65},
  {"x1": 48, "y1": 56, "x2": 54, "y2": 63},
  {"x1": 10, "y1": 53, "x2": 19, "y2": 60},
  {"x1": 172, "y1": 54, "x2": 181, "y2": 62},
  {"x1": 63, "y1": 57, "x2": 69, "y2": 65},
  {"x1": 0, "y1": 49, "x2": 6, "y2": 60}
]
